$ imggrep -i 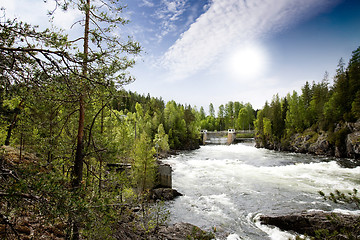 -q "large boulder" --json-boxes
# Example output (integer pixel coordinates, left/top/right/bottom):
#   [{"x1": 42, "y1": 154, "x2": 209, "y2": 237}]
[{"x1": 260, "y1": 211, "x2": 360, "y2": 237}]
